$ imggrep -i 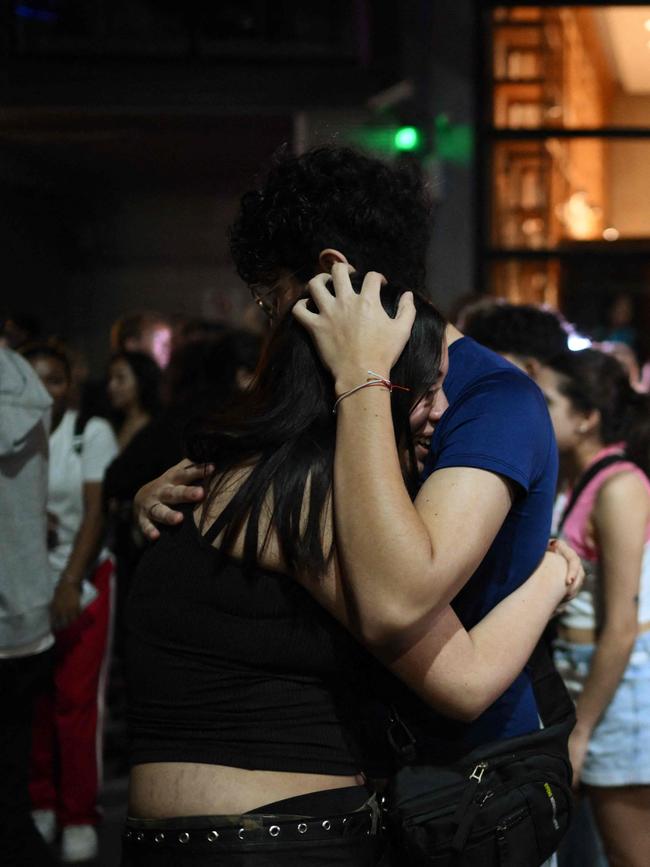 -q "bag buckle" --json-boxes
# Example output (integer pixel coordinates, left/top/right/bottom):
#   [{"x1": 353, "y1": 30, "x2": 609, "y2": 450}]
[{"x1": 469, "y1": 762, "x2": 487, "y2": 783}]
